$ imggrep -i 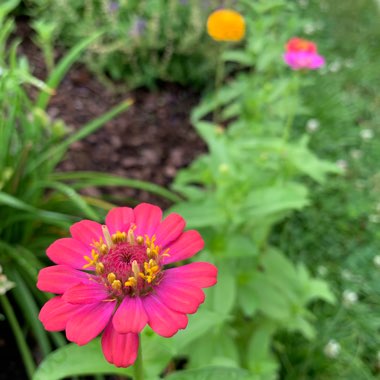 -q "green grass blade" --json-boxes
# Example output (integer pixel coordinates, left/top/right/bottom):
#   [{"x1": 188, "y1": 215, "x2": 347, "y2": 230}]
[
  {"x1": 8, "y1": 269, "x2": 52, "y2": 357},
  {"x1": 36, "y1": 180, "x2": 100, "y2": 221},
  {"x1": 0, "y1": 294, "x2": 36, "y2": 378},
  {"x1": 35, "y1": 31, "x2": 103, "y2": 110},
  {"x1": 49, "y1": 171, "x2": 183, "y2": 203},
  {"x1": 27, "y1": 99, "x2": 133, "y2": 174},
  {"x1": 0, "y1": 191, "x2": 74, "y2": 227}
]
